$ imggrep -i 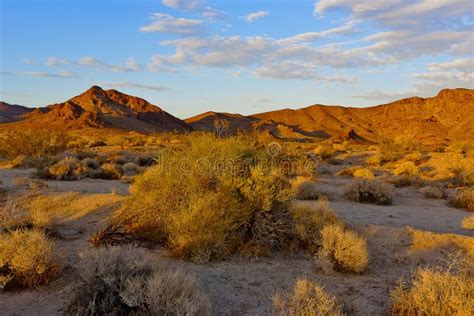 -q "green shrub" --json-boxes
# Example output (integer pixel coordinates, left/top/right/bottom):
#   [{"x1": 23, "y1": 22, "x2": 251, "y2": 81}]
[{"x1": 112, "y1": 134, "x2": 294, "y2": 261}]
